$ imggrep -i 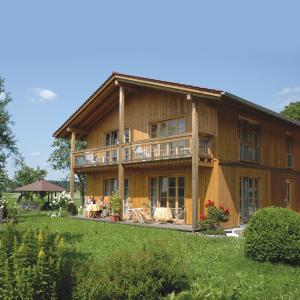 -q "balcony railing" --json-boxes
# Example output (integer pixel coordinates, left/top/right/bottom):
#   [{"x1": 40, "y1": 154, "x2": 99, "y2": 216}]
[
  {"x1": 74, "y1": 146, "x2": 119, "y2": 168},
  {"x1": 74, "y1": 134, "x2": 213, "y2": 168},
  {"x1": 122, "y1": 136, "x2": 191, "y2": 163}
]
